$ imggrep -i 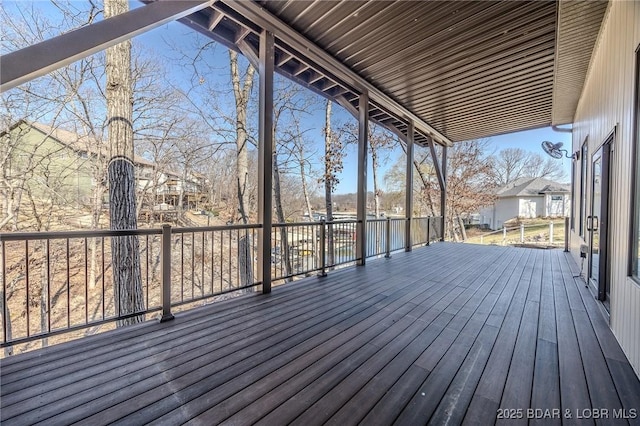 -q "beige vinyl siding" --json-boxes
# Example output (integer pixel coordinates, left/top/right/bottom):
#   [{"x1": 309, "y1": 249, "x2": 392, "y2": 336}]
[{"x1": 571, "y1": 0, "x2": 640, "y2": 376}]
